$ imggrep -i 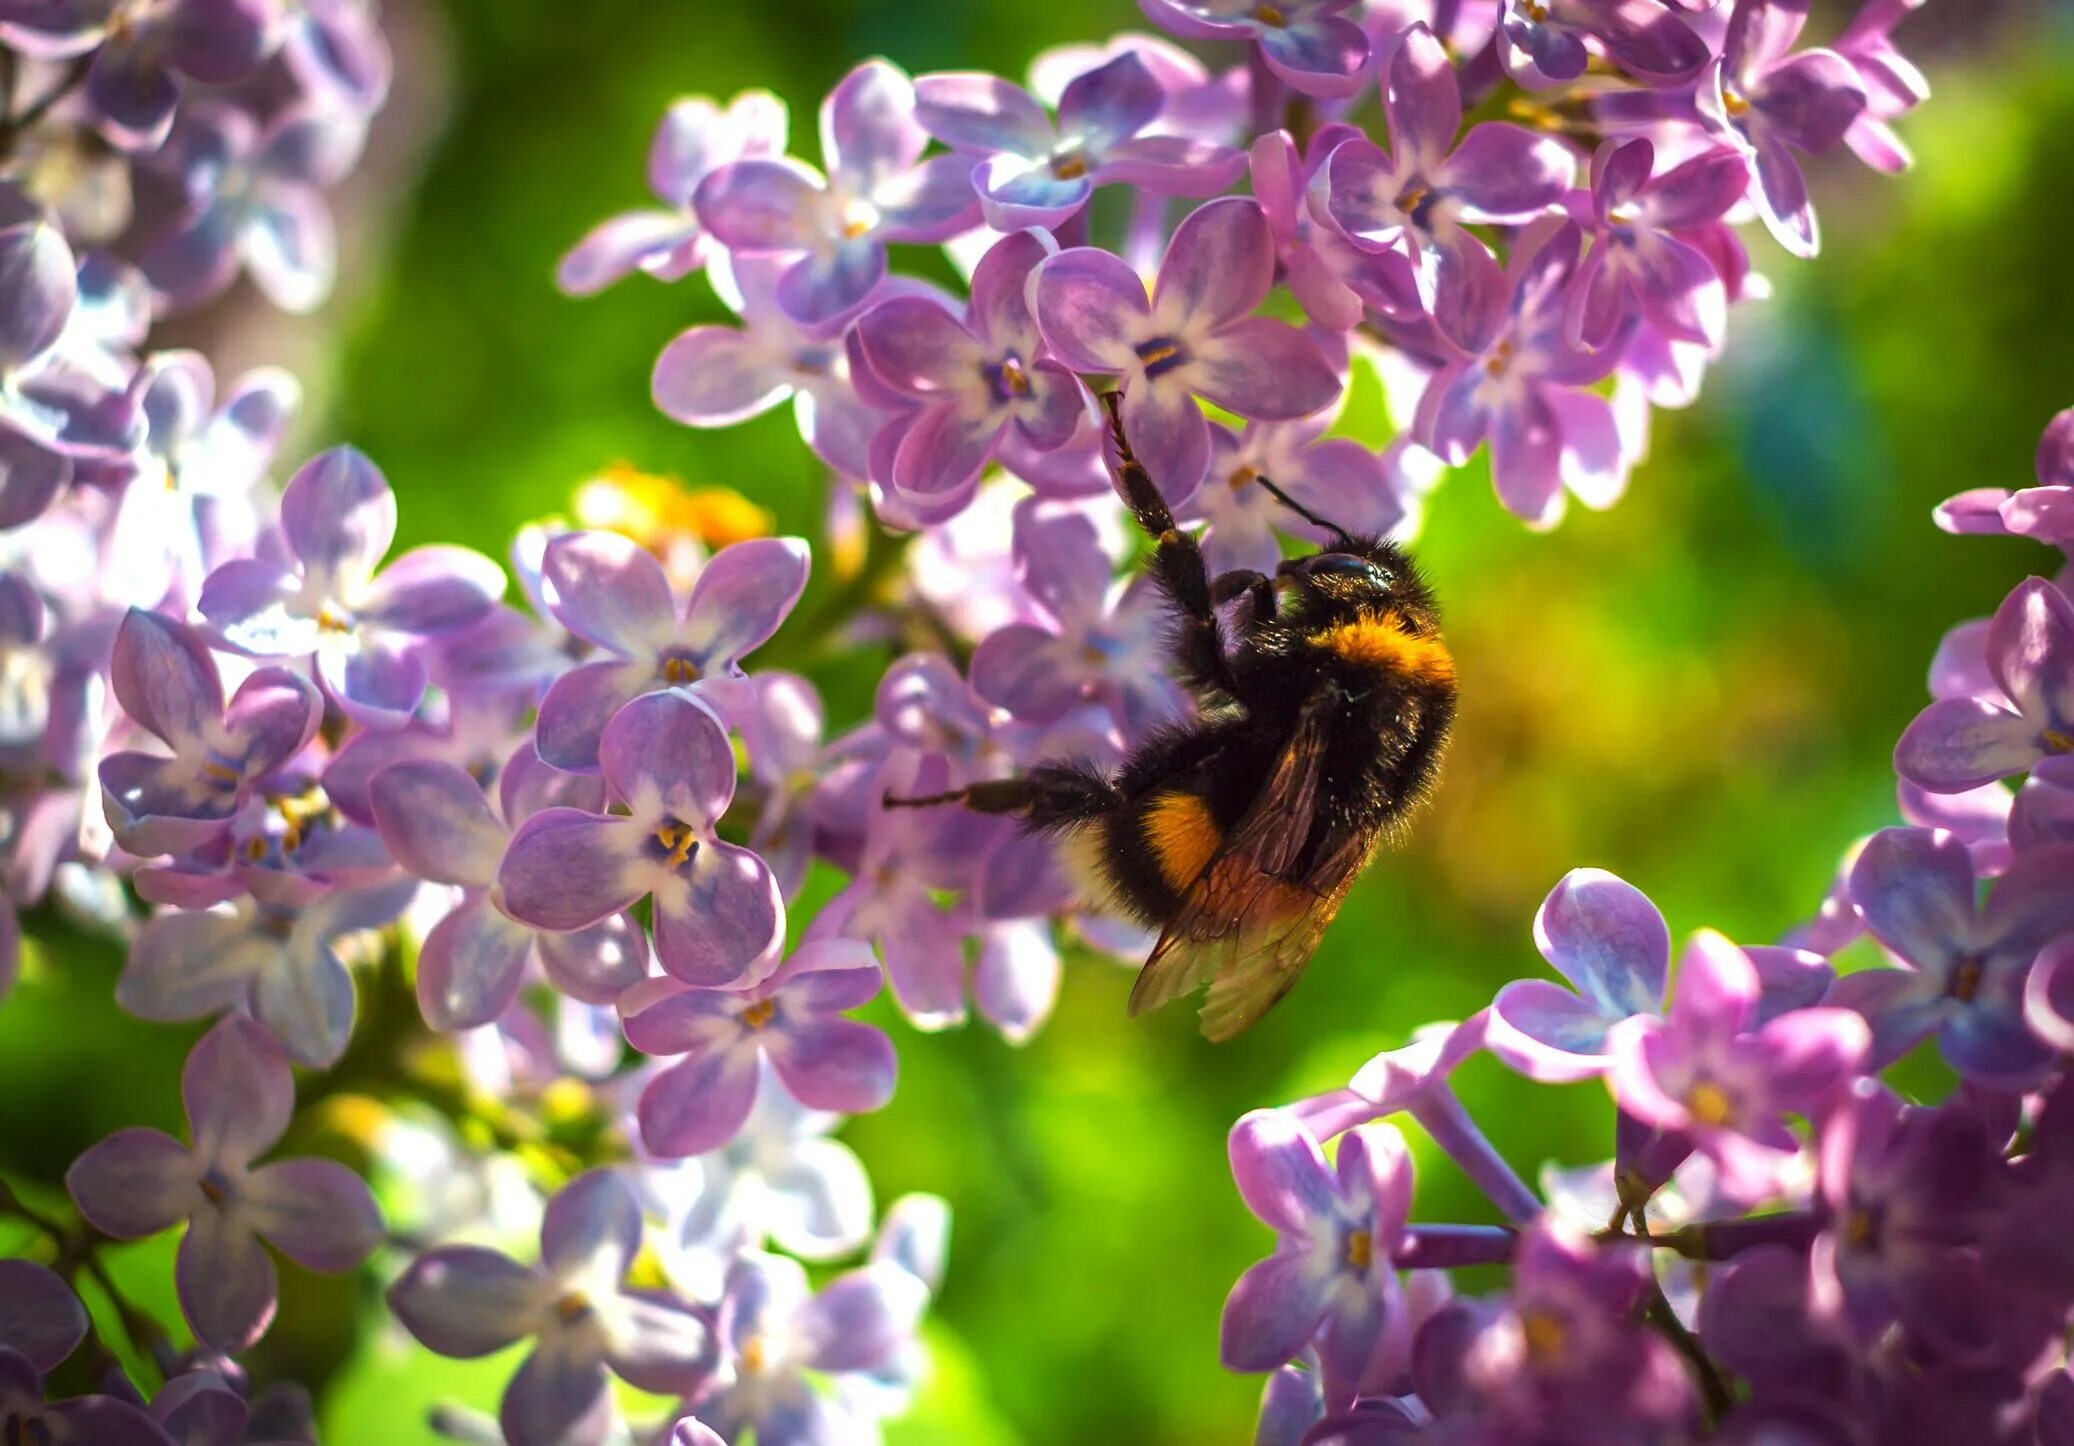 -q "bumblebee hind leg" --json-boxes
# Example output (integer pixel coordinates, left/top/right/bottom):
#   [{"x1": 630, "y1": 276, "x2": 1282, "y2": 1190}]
[{"x1": 883, "y1": 761, "x2": 1120, "y2": 830}]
